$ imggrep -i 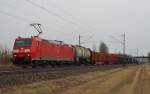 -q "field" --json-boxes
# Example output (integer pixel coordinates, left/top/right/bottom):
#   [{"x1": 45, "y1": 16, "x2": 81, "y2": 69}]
[
  {"x1": 0, "y1": 64, "x2": 150, "y2": 94},
  {"x1": 0, "y1": 64, "x2": 16, "y2": 70}
]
